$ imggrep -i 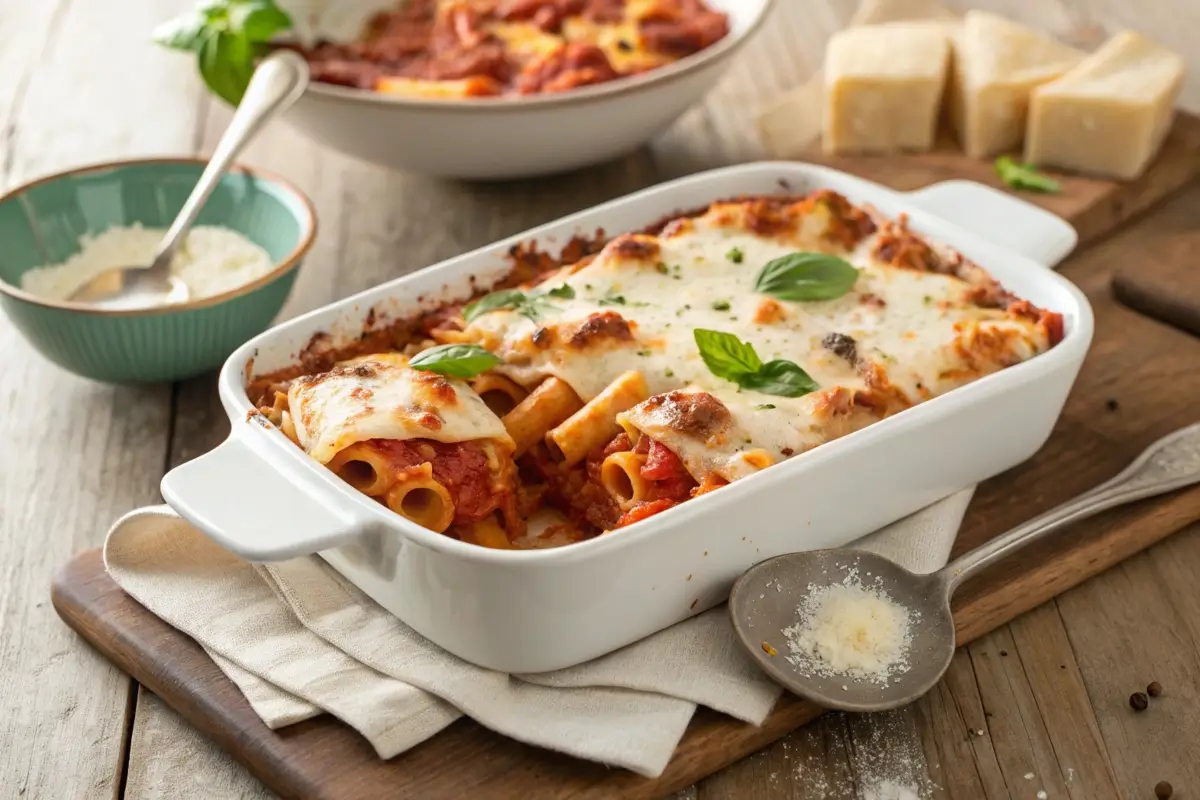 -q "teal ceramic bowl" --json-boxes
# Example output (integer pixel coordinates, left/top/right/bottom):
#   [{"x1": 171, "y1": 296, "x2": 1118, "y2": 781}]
[{"x1": 0, "y1": 158, "x2": 317, "y2": 384}]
